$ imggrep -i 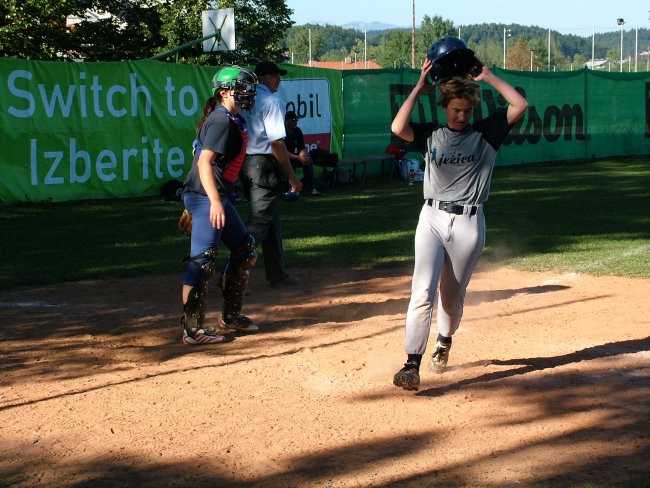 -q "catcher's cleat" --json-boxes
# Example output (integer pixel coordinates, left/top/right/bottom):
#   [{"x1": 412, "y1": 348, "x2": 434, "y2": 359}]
[
  {"x1": 182, "y1": 326, "x2": 233, "y2": 345},
  {"x1": 393, "y1": 361, "x2": 420, "y2": 391},
  {"x1": 219, "y1": 315, "x2": 259, "y2": 334},
  {"x1": 429, "y1": 341, "x2": 451, "y2": 373}
]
